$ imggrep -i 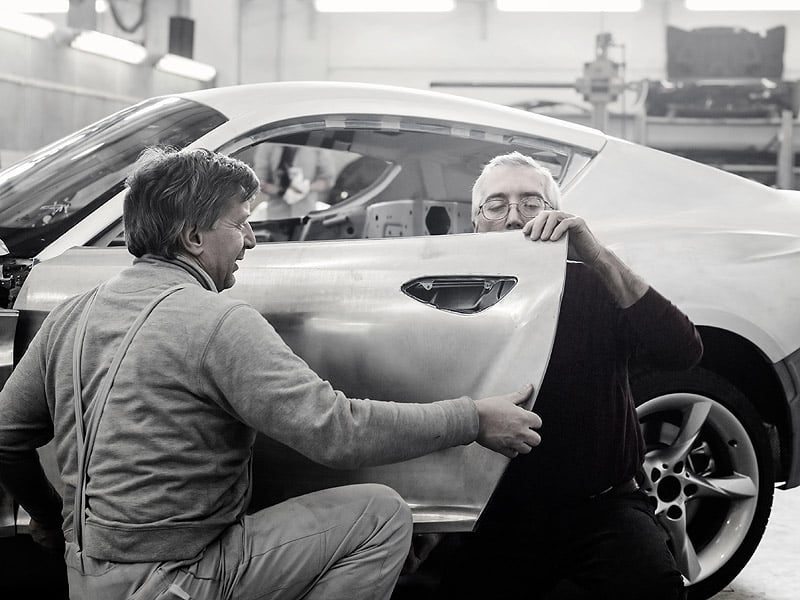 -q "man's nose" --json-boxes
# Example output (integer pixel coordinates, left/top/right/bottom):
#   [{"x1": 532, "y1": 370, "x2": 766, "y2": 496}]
[
  {"x1": 505, "y1": 203, "x2": 526, "y2": 230},
  {"x1": 243, "y1": 221, "x2": 257, "y2": 249}
]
